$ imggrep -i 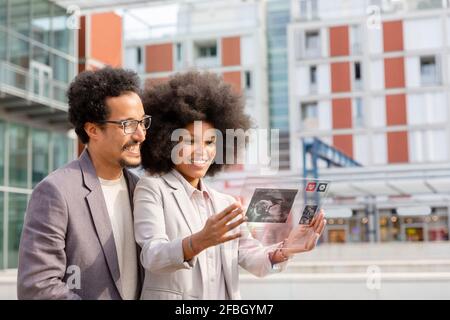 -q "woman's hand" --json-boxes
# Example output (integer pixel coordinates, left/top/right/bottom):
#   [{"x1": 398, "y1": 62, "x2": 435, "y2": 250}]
[
  {"x1": 183, "y1": 202, "x2": 246, "y2": 260},
  {"x1": 283, "y1": 209, "x2": 326, "y2": 256}
]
